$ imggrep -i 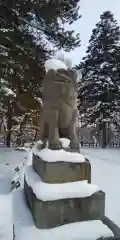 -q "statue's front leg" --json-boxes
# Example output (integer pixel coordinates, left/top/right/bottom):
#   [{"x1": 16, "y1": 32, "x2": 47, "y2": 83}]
[
  {"x1": 37, "y1": 111, "x2": 48, "y2": 149},
  {"x1": 48, "y1": 109, "x2": 62, "y2": 150},
  {"x1": 68, "y1": 109, "x2": 80, "y2": 151},
  {"x1": 69, "y1": 127, "x2": 80, "y2": 150}
]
